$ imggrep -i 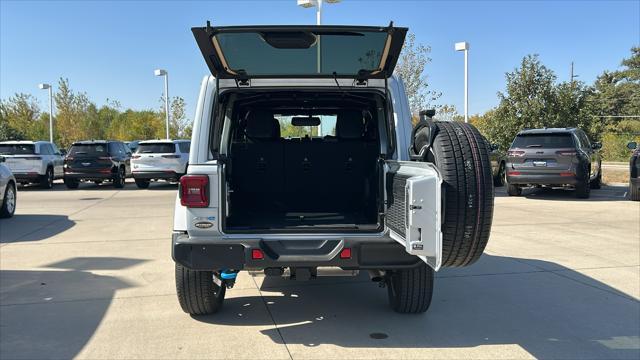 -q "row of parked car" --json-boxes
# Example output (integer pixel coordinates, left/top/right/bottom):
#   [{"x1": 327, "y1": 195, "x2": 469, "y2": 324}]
[
  {"x1": 0, "y1": 139, "x2": 191, "y2": 218},
  {"x1": 488, "y1": 127, "x2": 638, "y2": 200}
]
